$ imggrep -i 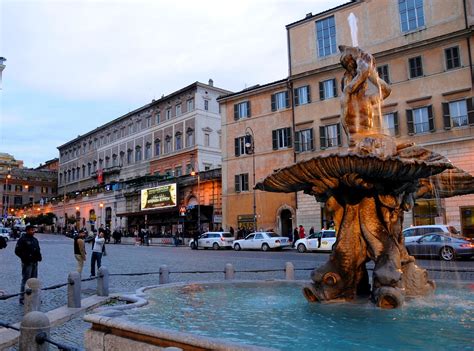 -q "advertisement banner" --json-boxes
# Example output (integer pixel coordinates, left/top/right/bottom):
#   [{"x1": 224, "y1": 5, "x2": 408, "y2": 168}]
[{"x1": 141, "y1": 183, "x2": 177, "y2": 210}]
